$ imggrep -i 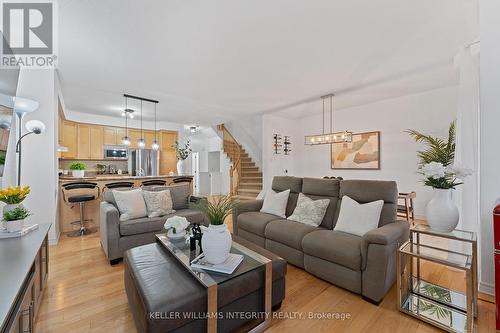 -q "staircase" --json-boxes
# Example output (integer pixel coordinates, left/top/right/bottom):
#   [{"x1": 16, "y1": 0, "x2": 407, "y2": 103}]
[{"x1": 218, "y1": 125, "x2": 263, "y2": 200}]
